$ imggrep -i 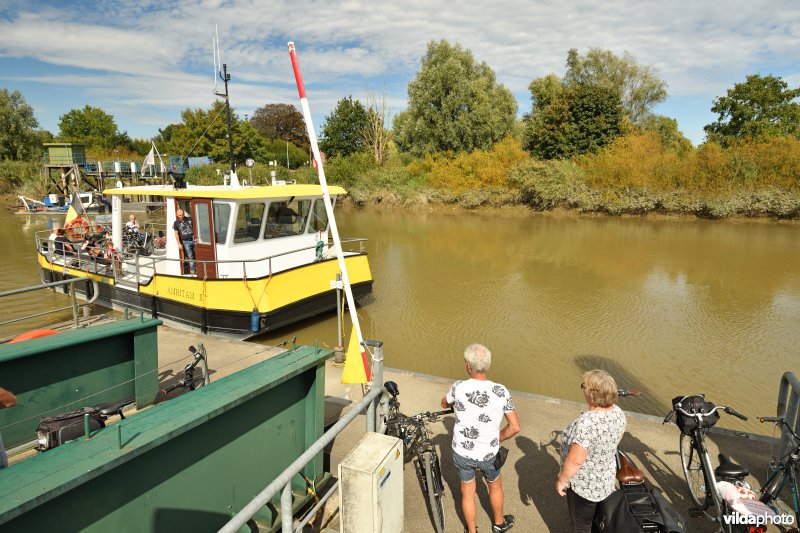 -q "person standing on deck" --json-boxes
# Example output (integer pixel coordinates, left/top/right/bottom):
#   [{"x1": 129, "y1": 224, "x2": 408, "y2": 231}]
[
  {"x1": 0, "y1": 387, "x2": 17, "y2": 469},
  {"x1": 173, "y1": 209, "x2": 195, "y2": 275},
  {"x1": 441, "y1": 343, "x2": 520, "y2": 533}
]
